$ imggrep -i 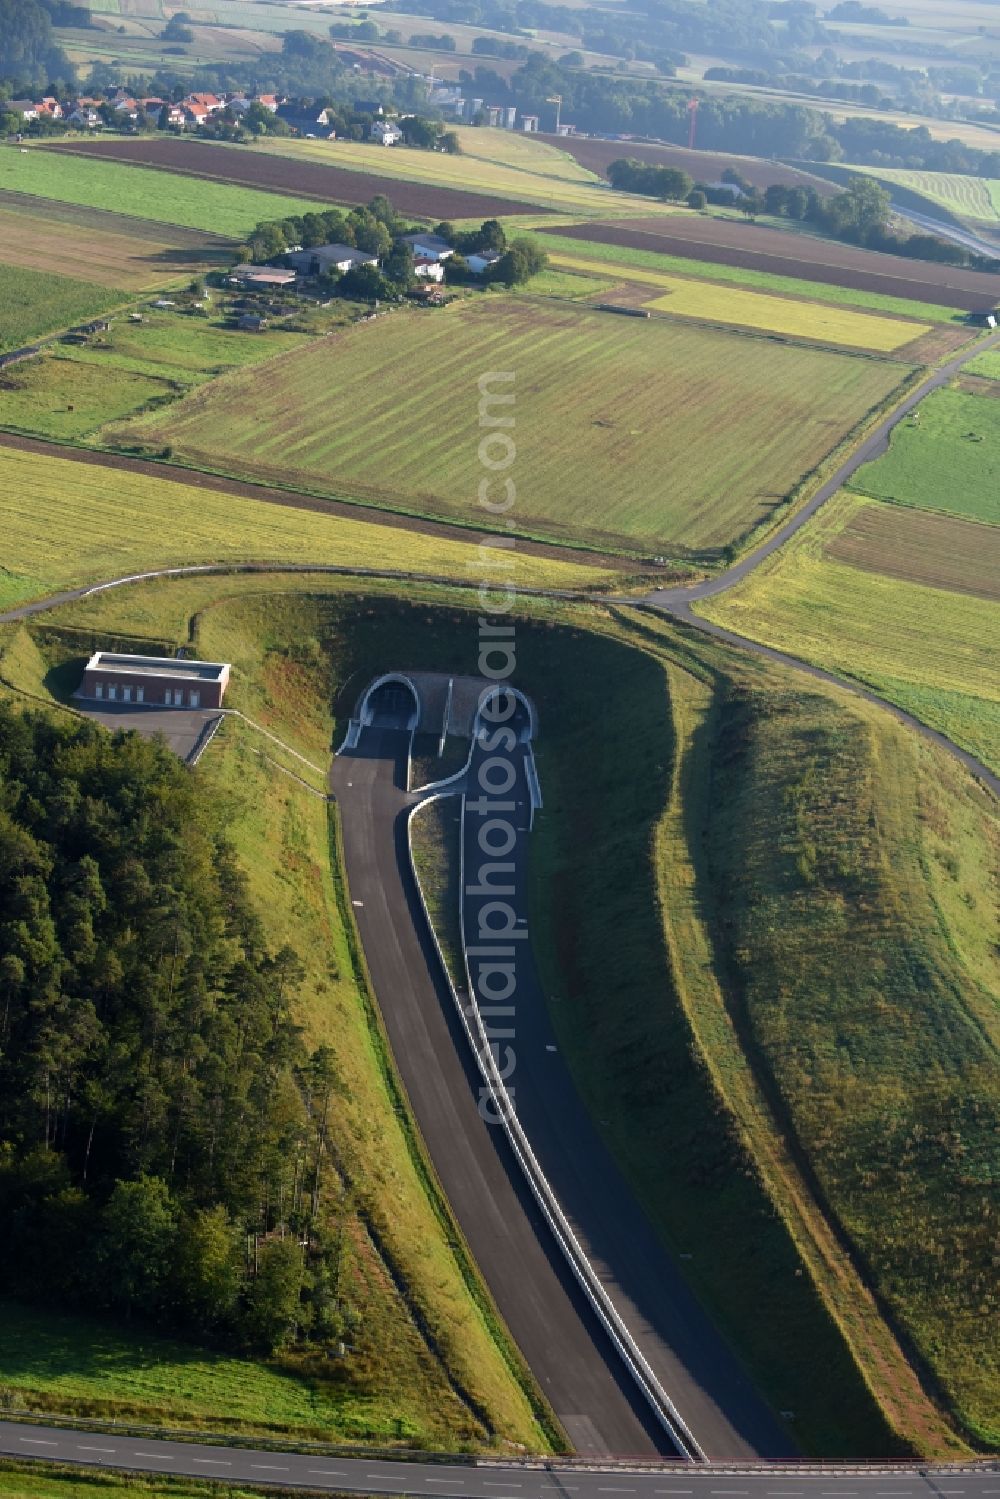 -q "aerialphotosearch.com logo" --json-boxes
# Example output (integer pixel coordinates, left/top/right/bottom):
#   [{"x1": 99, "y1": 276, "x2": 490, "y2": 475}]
[{"x1": 468, "y1": 369, "x2": 523, "y2": 1127}]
